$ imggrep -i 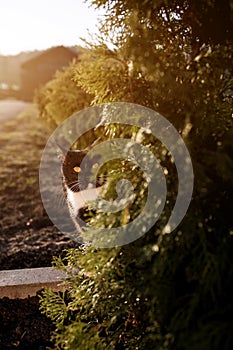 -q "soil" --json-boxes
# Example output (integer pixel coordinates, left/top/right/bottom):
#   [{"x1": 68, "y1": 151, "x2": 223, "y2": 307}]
[
  {"x1": 0, "y1": 294, "x2": 54, "y2": 350},
  {"x1": 0, "y1": 104, "x2": 80, "y2": 349}
]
